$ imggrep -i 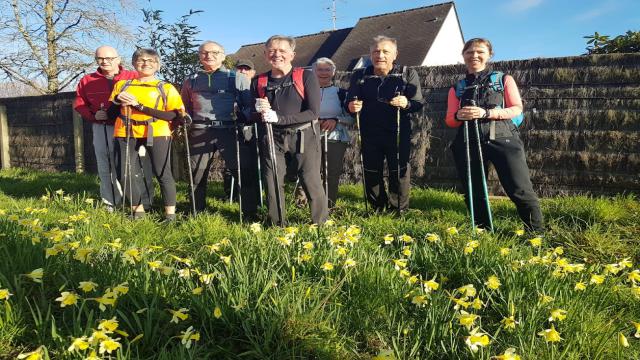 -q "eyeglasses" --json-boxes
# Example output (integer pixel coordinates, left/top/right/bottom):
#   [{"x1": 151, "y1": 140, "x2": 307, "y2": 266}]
[
  {"x1": 200, "y1": 51, "x2": 224, "y2": 57},
  {"x1": 95, "y1": 56, "x2": 119, "y2": 63},
  {"x1": 135, "y1": 58, "x2": 158, "y2": 65}
]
